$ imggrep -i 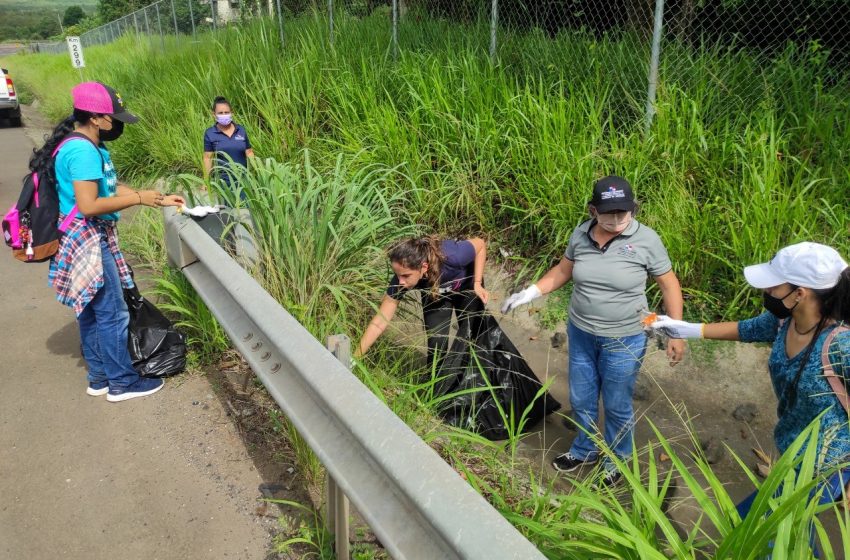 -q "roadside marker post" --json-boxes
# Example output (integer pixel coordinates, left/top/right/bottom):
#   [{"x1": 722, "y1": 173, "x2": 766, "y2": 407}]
[{"x1": 65, "y1": 36, "x2": 85, "y2": 82}]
